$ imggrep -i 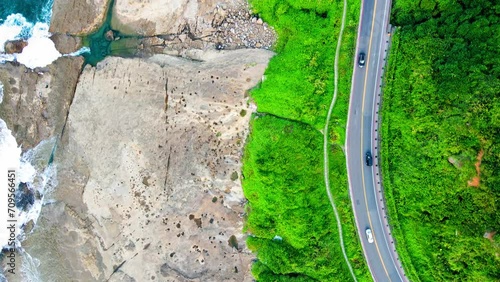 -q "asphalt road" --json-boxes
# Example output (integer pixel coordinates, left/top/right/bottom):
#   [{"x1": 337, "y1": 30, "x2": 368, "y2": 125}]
[{"x1": 345, "y1": 0, "x2": 408, "y2": 281}]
